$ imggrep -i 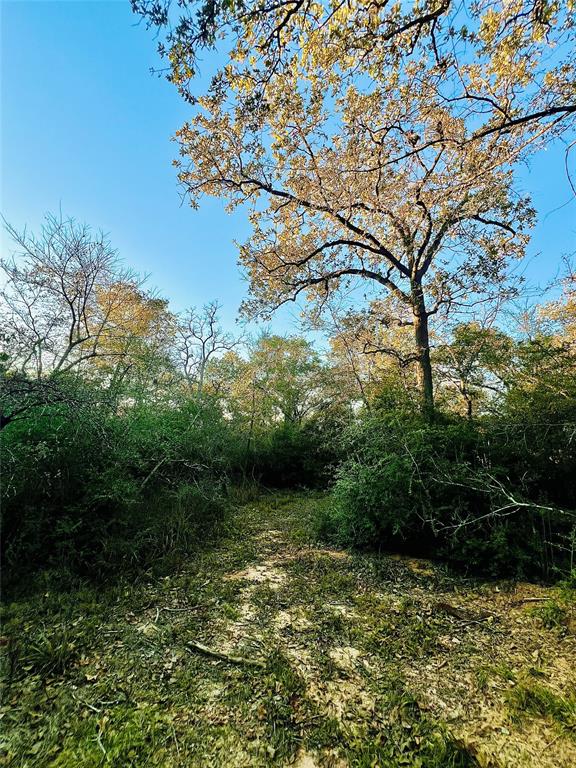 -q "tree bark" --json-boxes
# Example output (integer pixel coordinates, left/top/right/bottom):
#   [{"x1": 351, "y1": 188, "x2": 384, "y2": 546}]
[
  {"x1": 411, "y1": 283, "x2": 434, "y2": 415},
  {"x1": 197, "y1": 359, "x2": 206, "y2": 401}
]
